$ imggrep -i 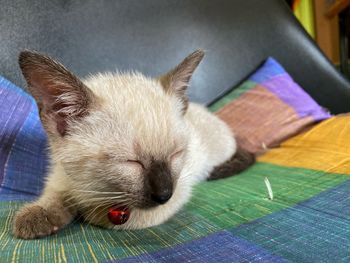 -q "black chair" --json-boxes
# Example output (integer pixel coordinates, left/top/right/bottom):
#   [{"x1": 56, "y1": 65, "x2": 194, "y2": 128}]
[{"x1": 1, "y1": 0, "x2": 349, "y2": 113}]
